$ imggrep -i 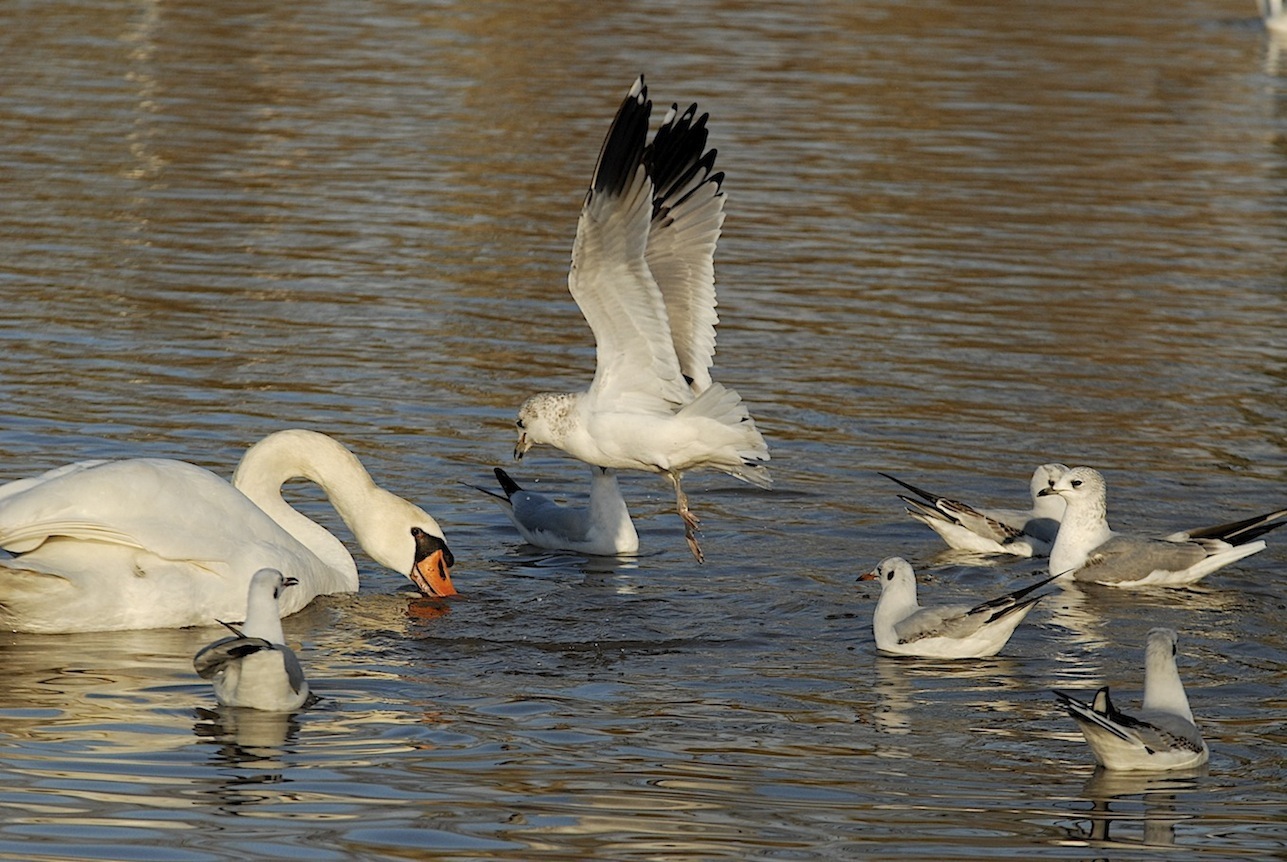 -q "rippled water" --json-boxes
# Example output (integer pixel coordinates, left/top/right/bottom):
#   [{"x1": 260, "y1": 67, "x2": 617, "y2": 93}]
[{"x1": 2, "y1": 0, "x2": 1287, "y2": 858}]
